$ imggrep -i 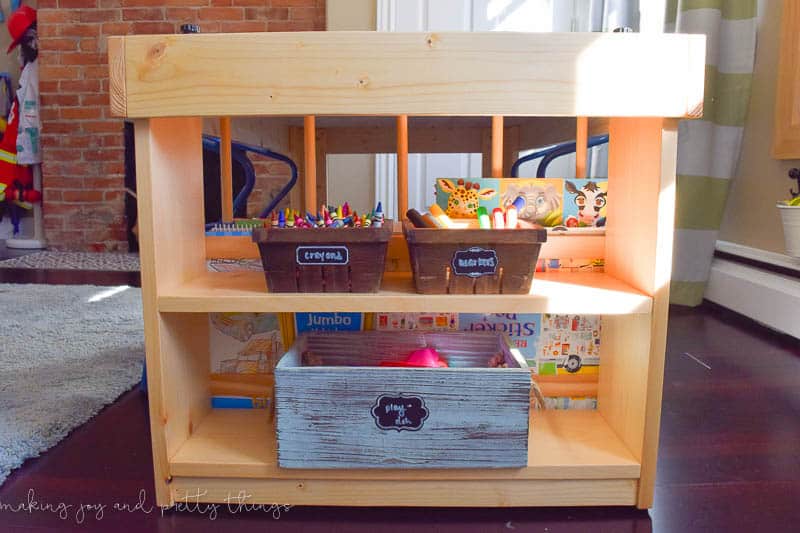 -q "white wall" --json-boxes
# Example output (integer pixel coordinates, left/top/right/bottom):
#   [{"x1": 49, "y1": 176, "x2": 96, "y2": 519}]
[{"x1": 718, "y1": 0, "x2": 799, "y2": 254}]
